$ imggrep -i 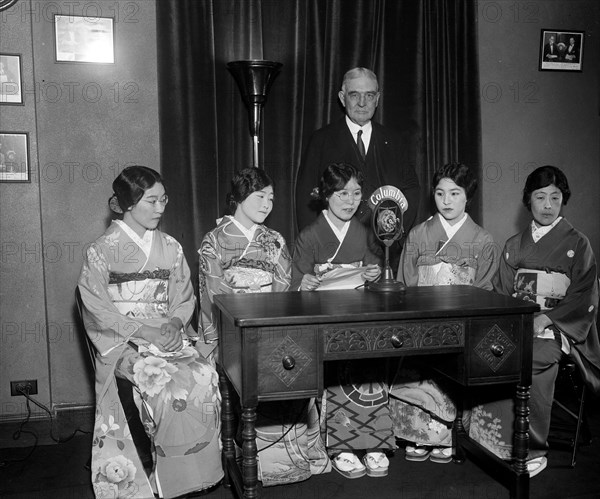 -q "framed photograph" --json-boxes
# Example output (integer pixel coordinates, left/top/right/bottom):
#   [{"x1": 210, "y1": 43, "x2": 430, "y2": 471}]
[
  {"x1": 0, "y1": 53, "x2": 23, "y2": 104},
  {"x1": 0, "y1": 132, "x2": 30, "y2": 182},
  {"x1": 54, "y1": 14, "x2": 115, "y2": 64},
  {"x1": 539, "y1": 29, "x2": 584, "y2": 72}
]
